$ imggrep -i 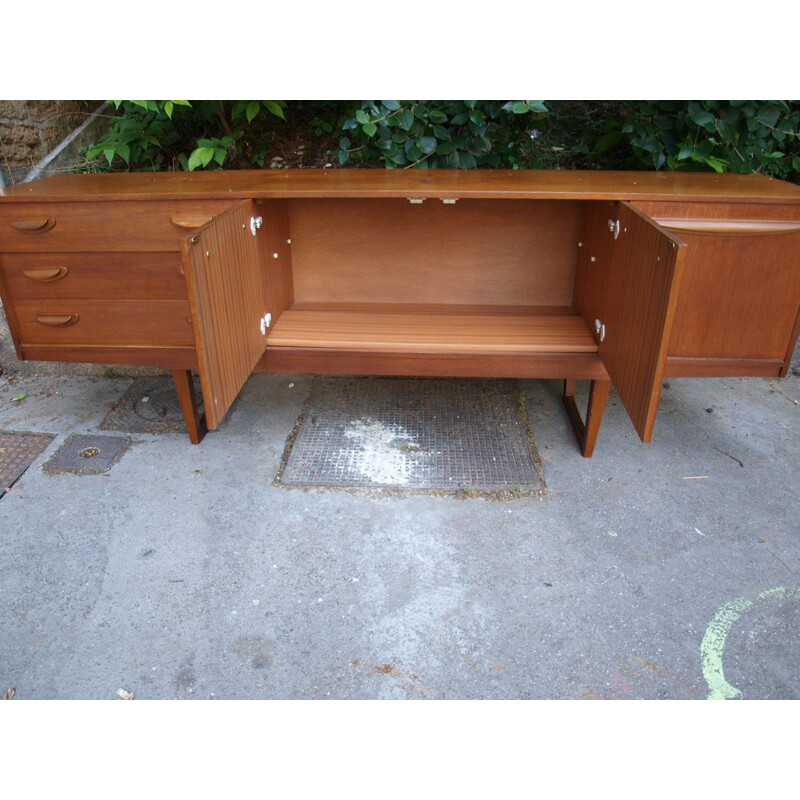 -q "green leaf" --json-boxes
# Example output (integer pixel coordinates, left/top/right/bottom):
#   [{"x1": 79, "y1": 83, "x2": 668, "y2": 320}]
[
  {"x1": 417, "y1": 136, "x2": 437, "y2": 155},
  {"x1": 337, "y1": 149, "x2": 350, "y2": 165},
  {"x1": 116, "y1": 143, "x2": 130, "y2": 164},
  {"x1": 756, "y1": 105, "x2": 781, "y2": 128},
  {"x1": 103, "y1": 148, "x2": 115, "y2": 166},
  {"x1": 396, "y1": 108, "x2": 415, "y2": 131},
  {"x1": 382, "y1": 100, "x2": 401, "y2": 111},
  {"x1": 246, "y1": 101, "x2": 261, "y2": 123},
  {"x1": 512, "y1": 102, "x2": 529, "y2": 114},
  {"x1": 188, "y1": 147, "x2": 215, "y2": 171},
  {"x1": 339, "y1": 136, "x2": 351, "y2": 150},
  {"x1": 11, "y1": 394, "x2": 27, "y2": 403},
  {"x1": 263, "y1": 101, "x2": 285, "y2": 120},
  {"x1": 457, "y1": 151, "x2": 477, "y2": 168},
  {"x1": 356, "y1": 110, "x2": 370, "y2": 125},
  {"x1": 405, "y1": 140, "x2": 422, "y2": 161},
  {"x1": 688, "y1": 103, "x2": 716, "y2": 131},
  {"x1": 363, "y1": 122, "x2": 377, "y2": 137},
  {"x1": 163, "y1": 101, "x2": 174, "y2": 118}
]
